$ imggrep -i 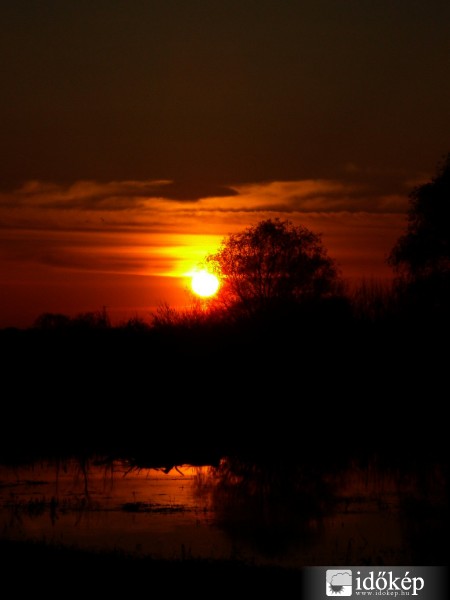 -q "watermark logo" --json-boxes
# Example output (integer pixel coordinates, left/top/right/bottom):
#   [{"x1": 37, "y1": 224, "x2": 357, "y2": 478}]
[
  {"x1": 305, "y1": 567, "x2": 443, "y2": 599},
  {"x1": 355, "y1": 570, "x2": 425, "y2": 596},
  {"x1": 326, "y1": 569, "x2": 353, "y2": 596}
]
